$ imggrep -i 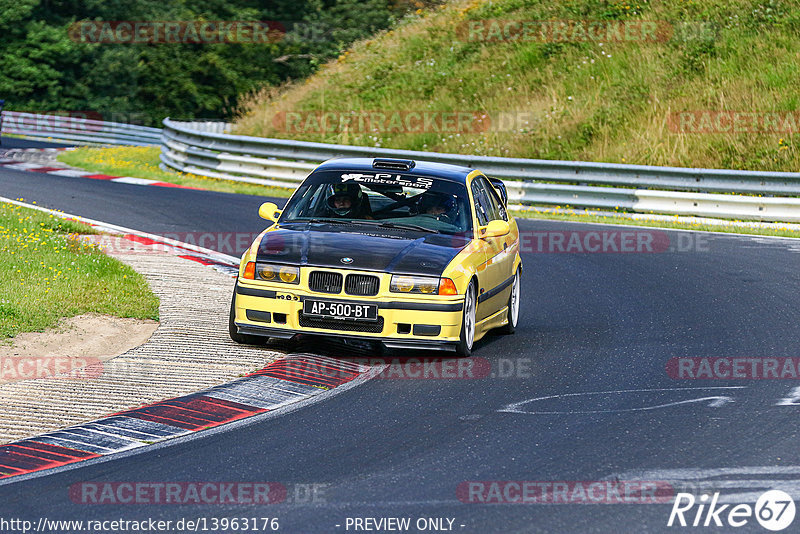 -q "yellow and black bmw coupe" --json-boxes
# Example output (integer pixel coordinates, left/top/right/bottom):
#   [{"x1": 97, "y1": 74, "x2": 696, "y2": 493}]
[{"x1": 230, "y1": 157, "x2": 521, "y2": 356}]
